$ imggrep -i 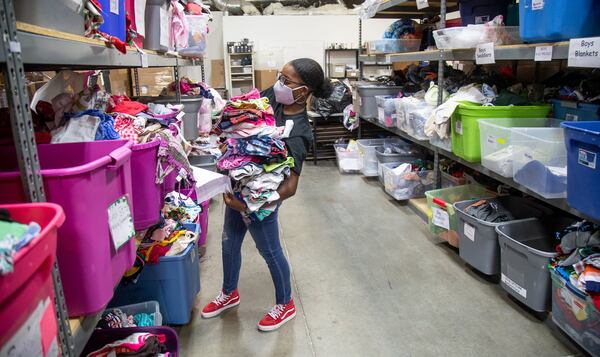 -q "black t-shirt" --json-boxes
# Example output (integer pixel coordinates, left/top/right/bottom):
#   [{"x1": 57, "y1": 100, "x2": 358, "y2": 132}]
[{"x1": 261, "y1": 87, "x2": 313, "y2": 175}]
